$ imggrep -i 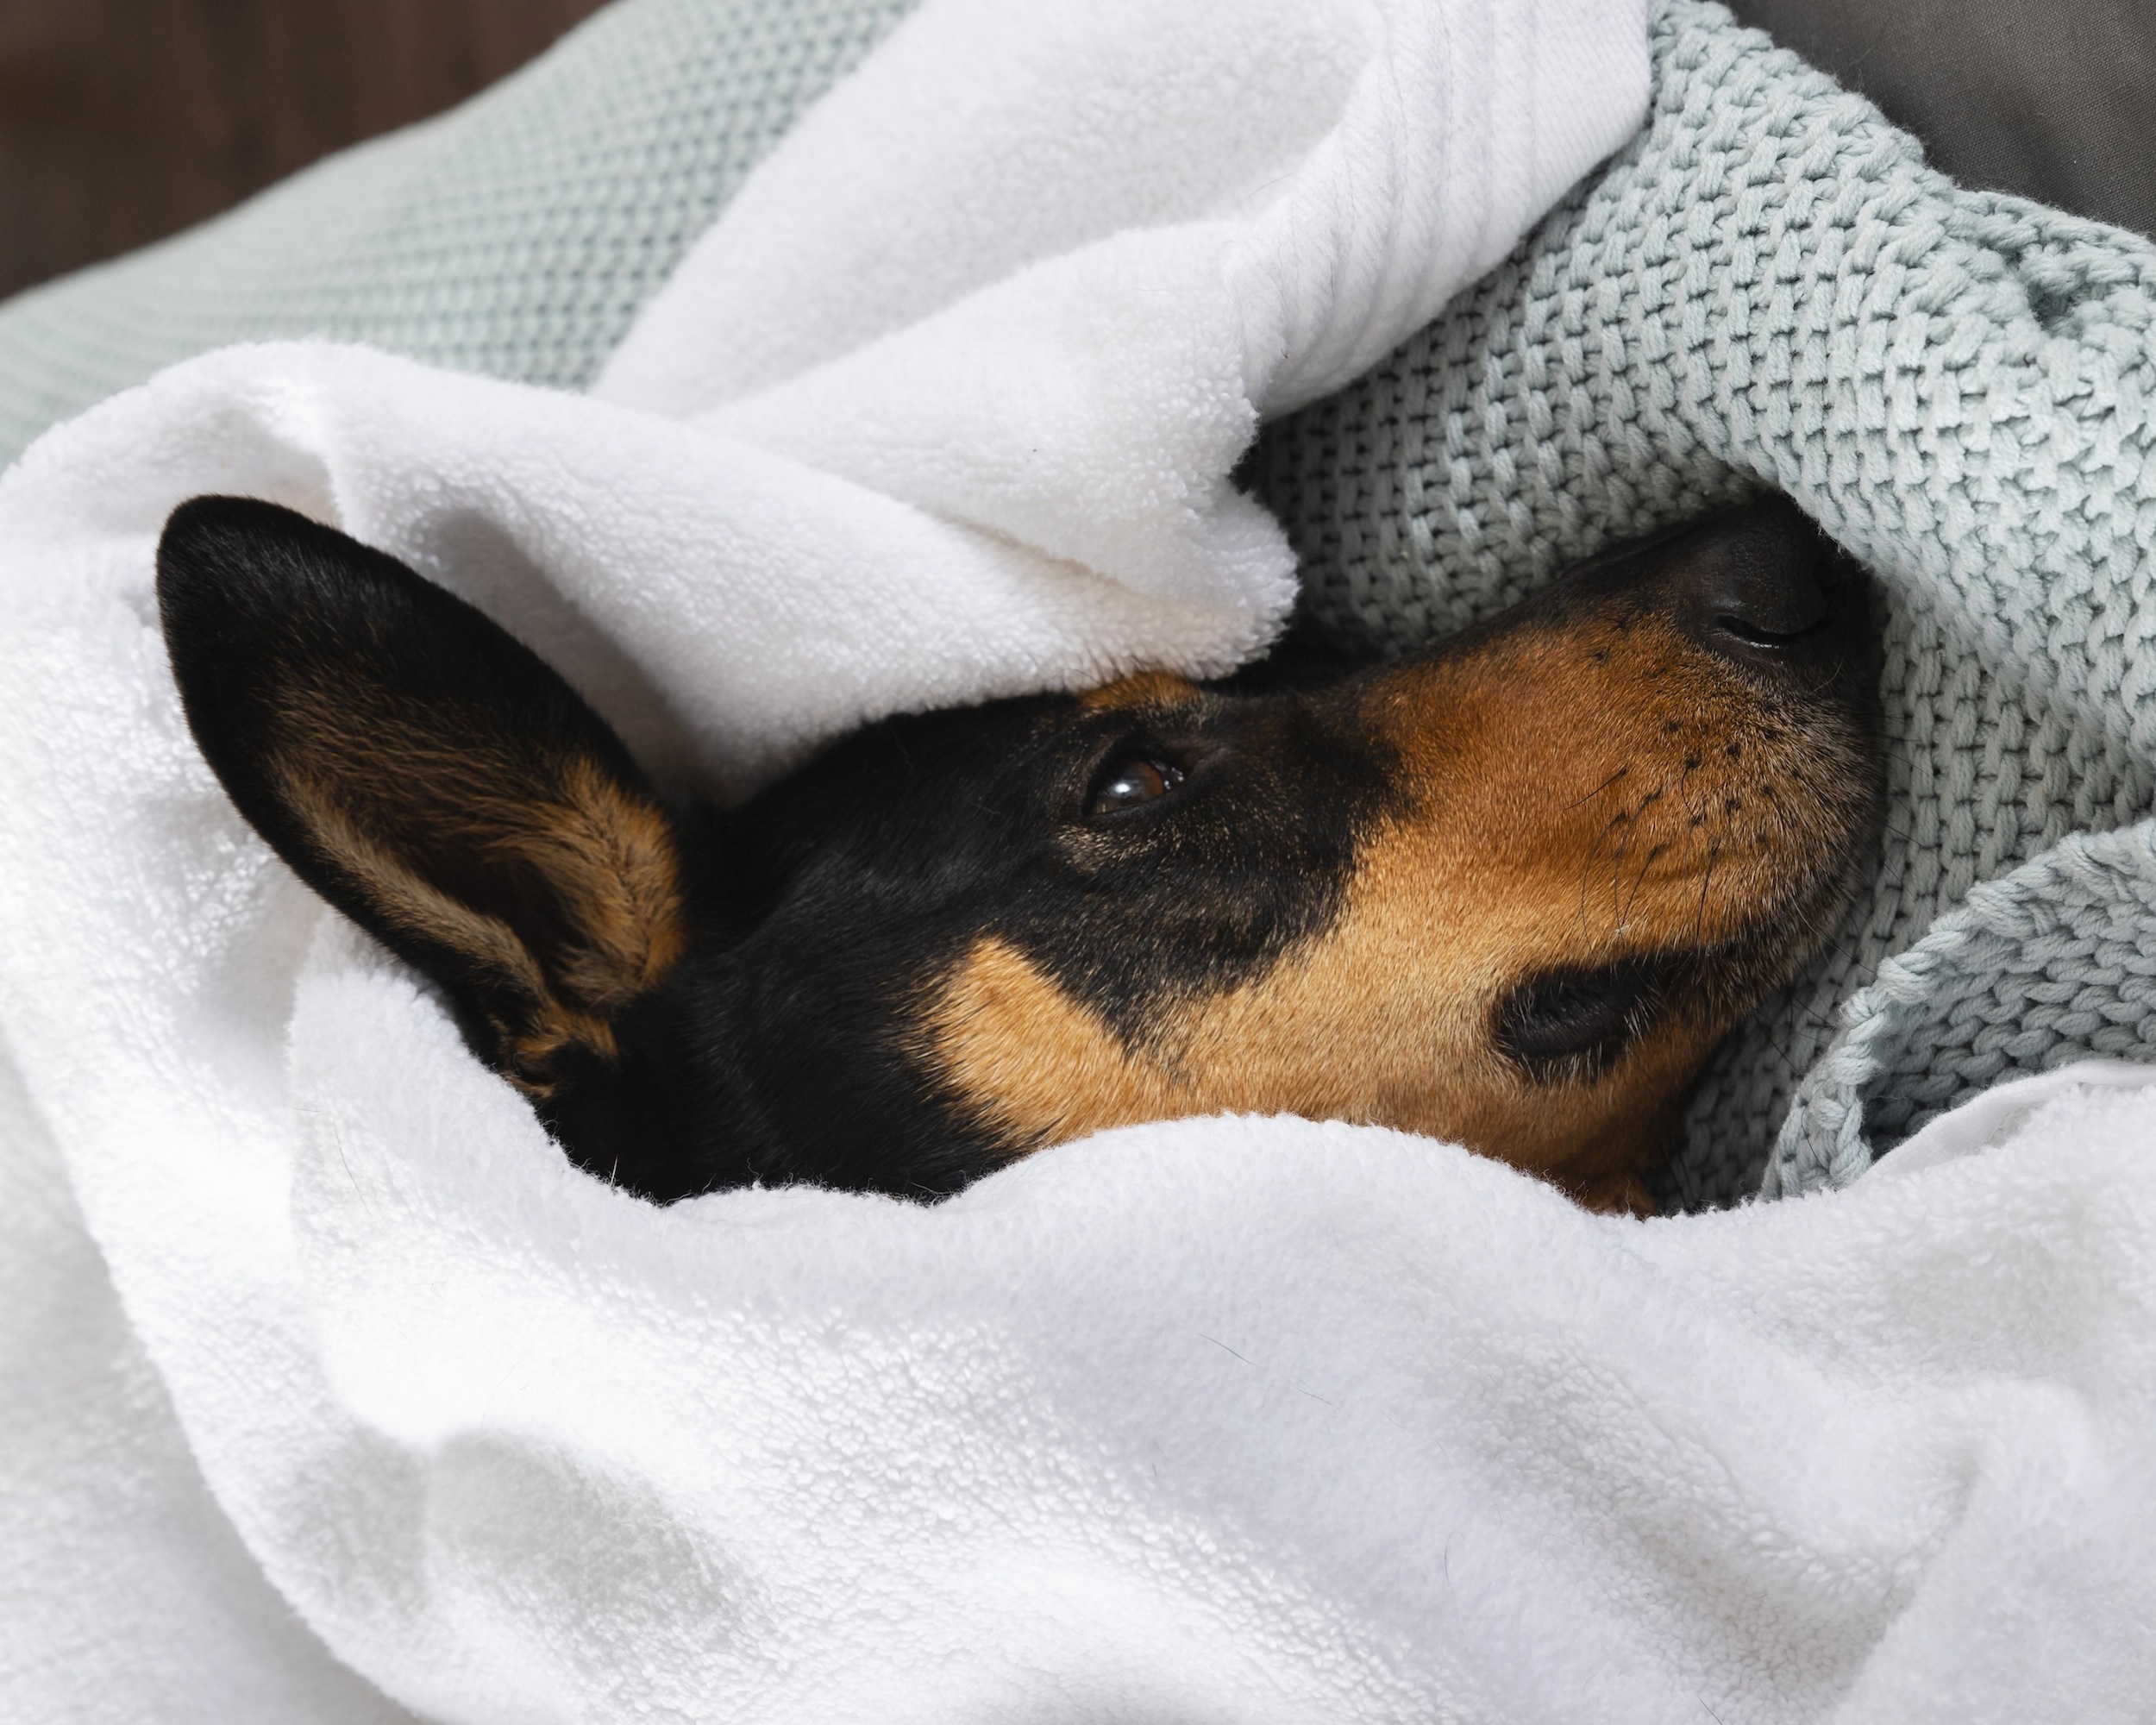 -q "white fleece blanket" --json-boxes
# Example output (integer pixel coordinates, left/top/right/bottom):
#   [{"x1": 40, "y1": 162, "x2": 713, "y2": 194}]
[{"x1": 11, "y1": 0, "x2": 2153, "y2": 1718}]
